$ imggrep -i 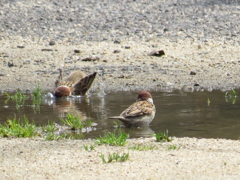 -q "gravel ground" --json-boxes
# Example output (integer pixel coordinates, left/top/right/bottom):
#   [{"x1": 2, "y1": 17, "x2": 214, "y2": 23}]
[{"x1": 1, "y1": 0, "x2": 240, "y2": 179}]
